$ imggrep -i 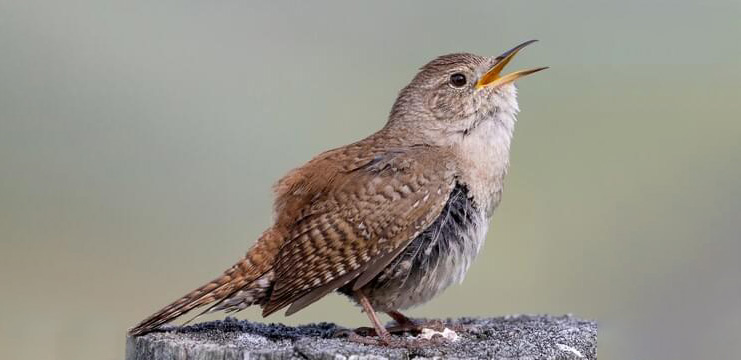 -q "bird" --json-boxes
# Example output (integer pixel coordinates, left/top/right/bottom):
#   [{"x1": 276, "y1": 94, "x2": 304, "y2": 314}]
[{"x1": 129, "y1": 40, "x2": 547, "y2": 343}]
